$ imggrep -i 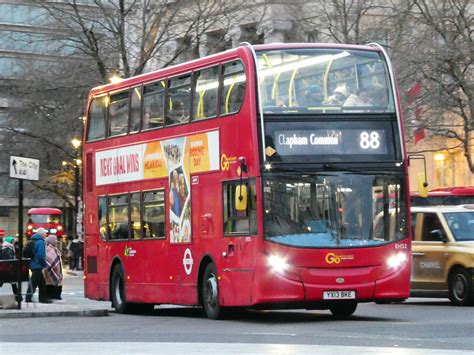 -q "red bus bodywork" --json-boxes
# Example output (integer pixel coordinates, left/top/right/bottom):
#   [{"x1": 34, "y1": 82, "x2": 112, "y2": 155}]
[
  {"x1": 82, "y1": 43, "x2": 411, "y2": 318},
  {"x1": 411, "y1": 187, "x2": 474, "y2": 206},
  {"x1": 26, "y1": 208, "x2": 64, "y2": 237}
]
